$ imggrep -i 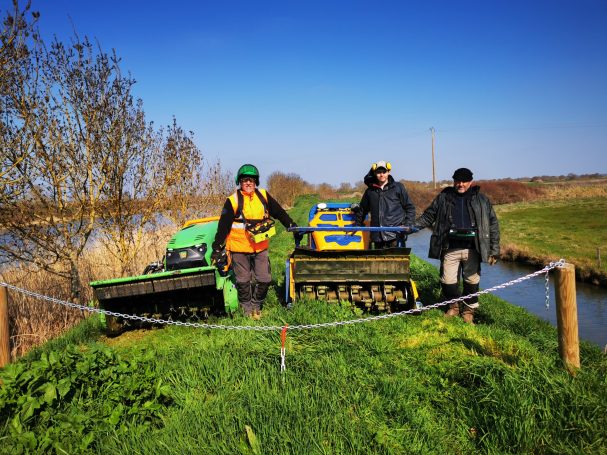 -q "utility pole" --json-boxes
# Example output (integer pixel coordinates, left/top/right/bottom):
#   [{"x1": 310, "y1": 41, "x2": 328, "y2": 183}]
[{"x1": 430, "y1": 127, "x2": 436, "y2": 189}]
